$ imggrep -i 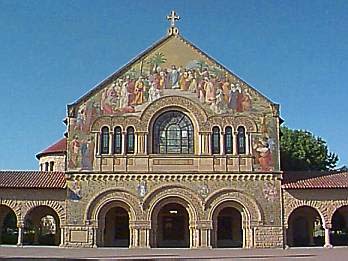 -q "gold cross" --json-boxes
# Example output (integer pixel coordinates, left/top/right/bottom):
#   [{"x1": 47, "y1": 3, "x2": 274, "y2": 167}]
[{"x1": 167, "y1": 10, "x2": 180, "y2": 28}]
